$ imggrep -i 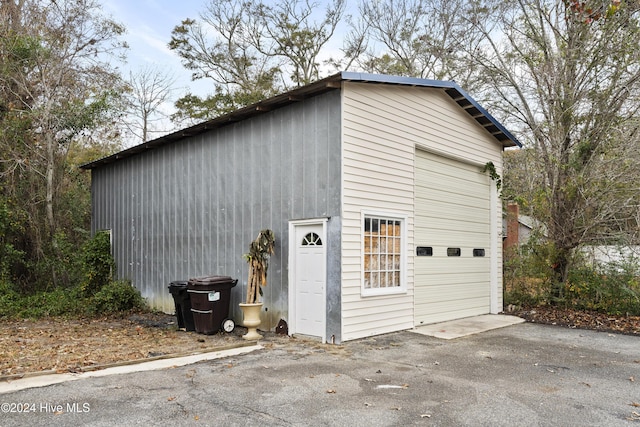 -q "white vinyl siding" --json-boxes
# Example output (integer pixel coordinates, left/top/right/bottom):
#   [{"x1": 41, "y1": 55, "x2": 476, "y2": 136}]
[
  {"x1": 341, "y1": 82, "x2": 504, "y2": 341},
  {"x1": 341, "y1": 84, "x2": 416, "y2": 342}
]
